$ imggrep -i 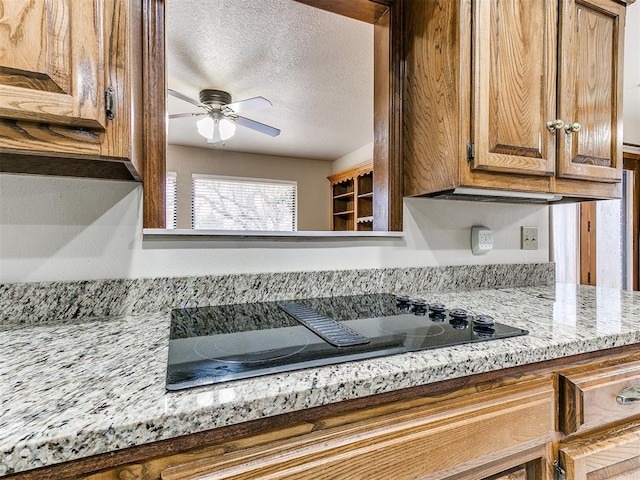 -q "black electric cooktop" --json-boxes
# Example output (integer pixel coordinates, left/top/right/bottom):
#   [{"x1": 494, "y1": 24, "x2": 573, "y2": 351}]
[{"x1": 166, "y1": 293, "x2": 528, "y2": 391}]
